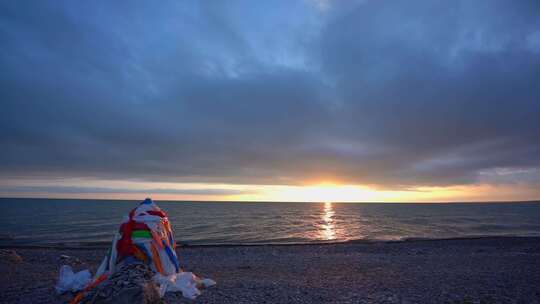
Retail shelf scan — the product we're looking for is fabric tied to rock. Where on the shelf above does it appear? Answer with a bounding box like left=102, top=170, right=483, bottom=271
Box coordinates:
left=66, top=198, right=214, bottom=303
left=95, top=198, right=181, bottom=277
left=90, top=198, right=214, bottom=301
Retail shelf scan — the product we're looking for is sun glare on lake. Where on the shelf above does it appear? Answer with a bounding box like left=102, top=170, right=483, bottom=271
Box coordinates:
left=320, top=202, right=336, bottom=240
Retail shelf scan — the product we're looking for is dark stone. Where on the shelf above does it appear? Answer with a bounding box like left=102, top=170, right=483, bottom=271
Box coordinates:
left=81, top=263, right=161, bottom=304
left=0, top=249, right=23, bottom=264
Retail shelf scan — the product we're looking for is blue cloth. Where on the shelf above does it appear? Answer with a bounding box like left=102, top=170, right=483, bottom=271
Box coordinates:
left=163, top=239, right=180, bottom=272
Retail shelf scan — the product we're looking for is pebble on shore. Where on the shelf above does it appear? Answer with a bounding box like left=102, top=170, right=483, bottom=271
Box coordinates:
left=0, top=249, right=23, bottom=264
left=80, top=263, right=161, bottom=304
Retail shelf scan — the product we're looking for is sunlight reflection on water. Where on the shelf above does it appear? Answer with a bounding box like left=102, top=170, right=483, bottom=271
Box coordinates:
left=321, top=202, right=336, bottom=240
left=2, top=199, right=540, bottom=246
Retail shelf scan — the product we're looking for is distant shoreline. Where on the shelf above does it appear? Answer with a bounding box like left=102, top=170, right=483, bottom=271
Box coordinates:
left=2, top=235, right=539, bottom=250
left=1, top=196, right=540, bottom=204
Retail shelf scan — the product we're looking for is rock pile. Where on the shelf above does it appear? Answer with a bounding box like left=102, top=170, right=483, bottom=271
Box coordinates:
left=81, top=263, right=161, bottom=304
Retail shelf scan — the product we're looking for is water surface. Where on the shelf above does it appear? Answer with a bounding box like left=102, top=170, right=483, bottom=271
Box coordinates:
left=1, top=198, right=539, bottom=246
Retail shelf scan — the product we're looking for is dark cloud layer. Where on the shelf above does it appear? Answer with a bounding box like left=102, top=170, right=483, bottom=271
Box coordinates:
left=1, top=0, right=539, bottom=189
left=0, top=186, right=251, bottom=196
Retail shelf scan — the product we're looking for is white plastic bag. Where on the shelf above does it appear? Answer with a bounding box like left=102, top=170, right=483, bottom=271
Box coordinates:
left=154, top=272, right=216, bottom=299
left=55, top=265, right=92, bottom=294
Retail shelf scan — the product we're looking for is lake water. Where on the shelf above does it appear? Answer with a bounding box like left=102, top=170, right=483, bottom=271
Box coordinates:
left=1, top=198, right=540, bottom=246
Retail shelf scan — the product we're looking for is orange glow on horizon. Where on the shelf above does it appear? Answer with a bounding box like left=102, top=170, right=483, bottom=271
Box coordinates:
left=230, top=183, right=540, bottom=203
left=1, top=177, right=539, bottom=202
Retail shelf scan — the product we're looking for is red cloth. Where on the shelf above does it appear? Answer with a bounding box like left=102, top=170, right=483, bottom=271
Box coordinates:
left=147, top=210, right=167, bottom=218
left=116, top=208, right=136, bottom=257
left=118, top=221, right=150, bottom=232
left=116, top=207, right=168, bottom=257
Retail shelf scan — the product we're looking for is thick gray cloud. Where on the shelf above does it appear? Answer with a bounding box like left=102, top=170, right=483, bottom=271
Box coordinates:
left=0, top=185, right=251, bottom=196
left=1, top=0, right=539, bottom=189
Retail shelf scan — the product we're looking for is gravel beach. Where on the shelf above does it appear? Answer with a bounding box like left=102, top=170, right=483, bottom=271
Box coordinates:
left=1, top=237, right=540, bottom=304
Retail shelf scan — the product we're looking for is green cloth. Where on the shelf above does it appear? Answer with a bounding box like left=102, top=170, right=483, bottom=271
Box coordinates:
left=131, top=230, right=151, bottom=238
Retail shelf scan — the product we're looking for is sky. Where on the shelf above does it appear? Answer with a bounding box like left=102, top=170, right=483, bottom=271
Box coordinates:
left=1, top=0, right=540, bottom=202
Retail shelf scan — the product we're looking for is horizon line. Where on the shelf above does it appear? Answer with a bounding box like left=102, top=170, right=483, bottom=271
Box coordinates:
left=1, top=196, right=539, bottom=205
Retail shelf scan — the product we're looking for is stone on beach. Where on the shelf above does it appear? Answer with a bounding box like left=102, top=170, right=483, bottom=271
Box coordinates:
left=81, top=263, right=161, bottom=304
left=0, top=249, right=23, bottom=264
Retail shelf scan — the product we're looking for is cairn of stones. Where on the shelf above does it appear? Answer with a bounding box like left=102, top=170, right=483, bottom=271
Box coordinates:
left=81, top=263, right=161, bottom=304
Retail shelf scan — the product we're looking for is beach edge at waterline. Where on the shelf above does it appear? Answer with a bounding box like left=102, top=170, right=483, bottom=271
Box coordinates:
left=2, top=236, right=540, bottom=303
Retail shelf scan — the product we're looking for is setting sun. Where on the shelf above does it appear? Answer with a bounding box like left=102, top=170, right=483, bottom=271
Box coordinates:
left=227, top=183, right=540, bottom=203
left=261, top=183, right=376, bottom=202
